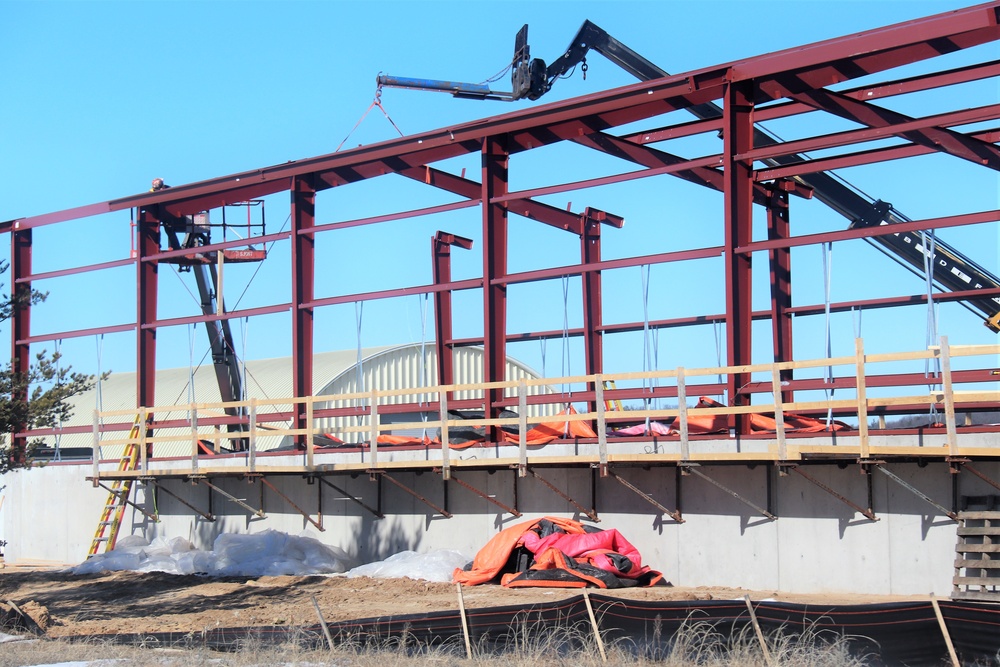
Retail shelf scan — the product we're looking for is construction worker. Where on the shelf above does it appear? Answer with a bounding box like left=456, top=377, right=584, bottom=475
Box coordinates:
left=150, top=177, right=169, bottom=192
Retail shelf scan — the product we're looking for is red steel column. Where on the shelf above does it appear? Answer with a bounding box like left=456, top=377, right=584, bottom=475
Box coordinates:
left=432, top=232, right=473, bottom=396
left=767, top=184, right=794, bottom=404
left=291, top=176, right=316, bottom=447
left=9, top=227, right=31, bottom=465
left=136, top=206, right=160, bottom=411
left=482, top=136, right=509, bottom=441
left=581, top=214, right=603, bottom=419
left=723, top=81, right=755, bottom=432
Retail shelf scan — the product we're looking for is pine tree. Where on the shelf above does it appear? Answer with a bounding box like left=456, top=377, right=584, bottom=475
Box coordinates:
left=0, top=261, right=100, bottom=473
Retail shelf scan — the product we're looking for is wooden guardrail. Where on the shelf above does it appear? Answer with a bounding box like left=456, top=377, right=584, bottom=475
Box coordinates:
left=90, top=337, right=999, bottom=479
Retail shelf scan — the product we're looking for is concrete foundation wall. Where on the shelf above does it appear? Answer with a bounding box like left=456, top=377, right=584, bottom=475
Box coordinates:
left=4, top=453, right=1000, bottom=596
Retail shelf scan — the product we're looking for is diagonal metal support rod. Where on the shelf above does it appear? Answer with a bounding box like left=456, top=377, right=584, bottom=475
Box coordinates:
left=787, top=465, right=877, bottom=521
left=318, top=477, right=383, bottom=518
left=449, top=474, right=521, bottom=517
left=681, top=464, right=777, bottom=521
left=875, top=465, right=958, bottom=521
left=150, top=480, right=215, bottom=521
left=379, top=471, right=452, bottom=518
left=259, top=477, right=324, bottom=531
left=97, top=482, right=159, bottom=522
left=960, top=463, right=1000, bottom=494
left=609, top=471, right=683, bottom=523
left=530, top=468, right=600, bottom=522
left=197, top=478, right=265, bottom=518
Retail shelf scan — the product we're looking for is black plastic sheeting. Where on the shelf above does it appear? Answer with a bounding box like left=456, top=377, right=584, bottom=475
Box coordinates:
left=77, top=595, right=1000, bottom=665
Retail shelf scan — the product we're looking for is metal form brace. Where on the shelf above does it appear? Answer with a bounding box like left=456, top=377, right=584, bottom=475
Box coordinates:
left=530, top=468, right=600, bottom=522
left=874, top=464, right=958, bottom=521
left=317, top=476, right=383, bottom=518
left=785, top=465, right=877, bottom=521
left=609, top=470, right=683, bottom=523
left=681, top=464, right=777, bottom=521
left=197, top=478, right=265, bottom=518
left=150, top=480, right=215, bottom=521
left=378, top=471, right=452, bottom=518
left=958, top=462, right=1000, bottom=495
left=259, top=477, right=324, bottom=531
left=97, top=482, right=159, bottom=522
left=448, top=473, right=521, bottom=518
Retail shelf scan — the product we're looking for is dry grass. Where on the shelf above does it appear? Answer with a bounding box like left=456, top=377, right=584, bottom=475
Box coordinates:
left=0, top=619, right=873, bottom=667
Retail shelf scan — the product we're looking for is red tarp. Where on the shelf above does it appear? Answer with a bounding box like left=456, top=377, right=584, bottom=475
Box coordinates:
left=454, top=516, right=662, bottom=589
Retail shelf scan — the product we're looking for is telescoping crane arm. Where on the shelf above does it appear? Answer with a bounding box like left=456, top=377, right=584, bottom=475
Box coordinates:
left=381, top=21, right=1000, bottom=332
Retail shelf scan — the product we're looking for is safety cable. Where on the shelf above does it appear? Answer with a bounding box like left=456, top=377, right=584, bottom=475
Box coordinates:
left=355, top=302, right=366, bottom=430
left=560, top=276, right=572, bottom=435
left=641, top=265, right=653, bottom=434
left=922, top=231, right=941, bottom=424
left=822, top=242, right=834, bottom=428
left=419, top=293, right=429, bottom=443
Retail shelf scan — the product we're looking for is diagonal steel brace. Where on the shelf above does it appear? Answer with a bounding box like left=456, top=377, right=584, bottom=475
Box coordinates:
left=609, top=471, right=683, bottom=523
left=874, top=465, right=957, bottom=521
left=197, top=478, right=265, bottom=518
left=785, top=465, right=877, bottom=521
left=318, top=477, right=383, bottom=519
left=449, top=473, right=521, bottom=518
left=97, top=481, right=159, bottom=522
left=681, top=464, right=777, bottom=521
left=259, top=477, right=324, bottom=531
left=150, top=480, right=215, bottom=521
left=378, top=471, right=452, bottom=518
left=530, top=468, right=600, bottom=522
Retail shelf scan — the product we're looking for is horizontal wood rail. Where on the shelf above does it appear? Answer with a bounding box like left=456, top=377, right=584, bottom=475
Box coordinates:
left=83, top=338, right=999, bottom=480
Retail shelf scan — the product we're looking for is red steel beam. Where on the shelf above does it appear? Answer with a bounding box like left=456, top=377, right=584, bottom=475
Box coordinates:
left=8, top=227, right=32, bottom=465
left=731, top=3, right=1000, bottom=88
left=136, top=206, right=160, bottom=410
left=755, top=128, right=1000, bottom=182
left=736, top=209, right=1000, bottom=254
left=723, top=82, right=755, bottom=431
left=766, top=86, right=1000, bottom=171
left=482, top=136, right=509, bottom=441
left=767, top=185, right=794, bottom=403
left=740, top=104, right=1000, bottom=165
left=433, top=232, right=474, bottom=393
left=581, top=210, right=603, bottom=382
left=291, top=176, right=316, bottom=447
left=625, top=59, right=1000, bottom=146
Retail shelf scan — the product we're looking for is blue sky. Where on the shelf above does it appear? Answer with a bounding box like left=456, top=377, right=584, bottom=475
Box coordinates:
left=1, top=0, right=997, bottom=394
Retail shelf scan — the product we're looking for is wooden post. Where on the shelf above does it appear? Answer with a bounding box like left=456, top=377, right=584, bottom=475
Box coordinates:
left=311, top=595, right=335, bottom=651
left=91, top=409, right=100, bottom=486
left=518, top=379, right=528, bottom=476
left=582, top=589, right=608, bottom=663
left=440, top=391, right=450, bottom=480
left=677, top=368, right=689, bottom=461
left=771, top=364, right=787, bottom=461
left=306, top=397, right=315, bottom=469
left=931, top=598, right=959, bottom=667
left=370, top=388, right=379, bottom=468
left=249, top=398, right=257, bottom=473
left=744, top=595, right=775, bottom=667
left=595, top=375, right=607, bottom=473
left=854, top=338, right=870, bottom=459
left=138, top=407, right=148, bottom=474
left=190, top=404, right=199, bottom=474
left=939, top=337, right=958, bottom=458
left=456, top=583, right=472, bottom=659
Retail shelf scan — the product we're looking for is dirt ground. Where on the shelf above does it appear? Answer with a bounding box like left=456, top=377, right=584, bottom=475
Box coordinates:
left=0, top=564, right=925, bottom=640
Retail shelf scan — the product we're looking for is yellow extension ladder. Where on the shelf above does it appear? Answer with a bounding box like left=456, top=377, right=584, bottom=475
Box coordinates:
left=602, top=380, right=624, bottom=412
left=87, top=418, right=143, bottom=557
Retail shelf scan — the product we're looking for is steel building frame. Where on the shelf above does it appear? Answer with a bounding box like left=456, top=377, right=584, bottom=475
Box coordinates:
left=5, top=3, right=1000, bottom=460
